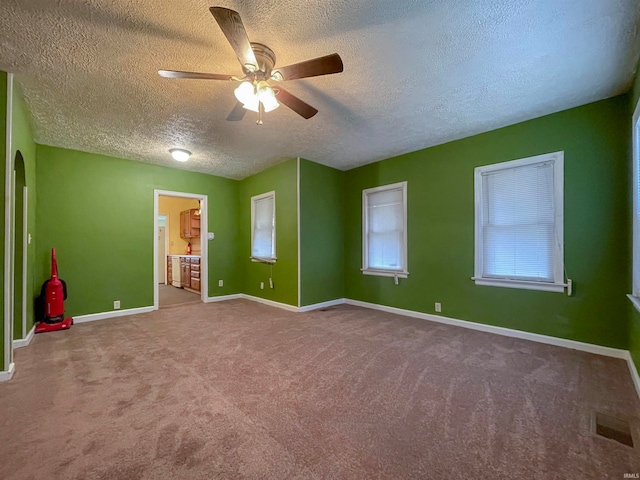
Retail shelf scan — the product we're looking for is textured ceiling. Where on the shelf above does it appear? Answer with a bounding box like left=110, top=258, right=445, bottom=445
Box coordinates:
left=1, top=0, right=639, bottom=179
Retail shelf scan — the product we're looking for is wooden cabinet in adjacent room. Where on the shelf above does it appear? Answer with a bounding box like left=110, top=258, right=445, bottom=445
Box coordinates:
left=180, top=257, right=190, bottom=288
left=190, top=257, right=201, bottom=292
left=180, top=209, right=201, bottom=239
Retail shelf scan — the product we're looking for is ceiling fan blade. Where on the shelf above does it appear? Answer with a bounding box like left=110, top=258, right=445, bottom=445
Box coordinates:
left=209, top=7, right=258, bottom=71
left=158, top=70, right=234, bottom=81
left=227, top=101, right=247, bottom=121
left=275, top=87, right=318, bottom=119
left=272, top=53, right=343, bottom=81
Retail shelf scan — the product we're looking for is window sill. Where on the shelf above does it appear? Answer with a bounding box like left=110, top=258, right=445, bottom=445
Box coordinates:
left=628, top=294, right=640, bottom=314
left=472, top=277, right=566, bottom=293
left=362, top=269, right=408, bottom=278
left=250, top=257, right=277, bottom=264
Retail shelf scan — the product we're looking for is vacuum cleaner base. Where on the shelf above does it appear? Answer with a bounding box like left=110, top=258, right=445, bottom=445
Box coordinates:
left=35, top=317, right=73, bottom=334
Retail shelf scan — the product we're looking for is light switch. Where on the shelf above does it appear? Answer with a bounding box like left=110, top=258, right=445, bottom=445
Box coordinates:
left=208, top=232, right=215, bottom=240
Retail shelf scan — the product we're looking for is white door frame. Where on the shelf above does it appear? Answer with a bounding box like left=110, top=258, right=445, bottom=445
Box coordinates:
left=21, top=186, right=27, bottom=339
left=157, top=215, right=170, bottom=285
left=153, top=190, right=208, bottom=309
left=3, top=74, right=13, bottom=374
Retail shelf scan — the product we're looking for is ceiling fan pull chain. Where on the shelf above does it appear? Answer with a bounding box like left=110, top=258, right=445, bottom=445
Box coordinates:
left=257, top=102, right=264, bottom=126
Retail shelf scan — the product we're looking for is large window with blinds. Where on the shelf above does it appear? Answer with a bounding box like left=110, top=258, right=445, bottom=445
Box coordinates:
left=474, top=152, right=564, bottom=292
left=251, top=191, right=276, bottom=262
left=362, top=181, right=408, bottom=278
left=632, top=100, right=640, bottom=302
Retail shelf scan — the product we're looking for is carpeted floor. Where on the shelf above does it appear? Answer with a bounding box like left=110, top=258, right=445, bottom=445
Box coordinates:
left=0, top=300, right=638, bottom=479
left=158, top=284, right=200, bottom=307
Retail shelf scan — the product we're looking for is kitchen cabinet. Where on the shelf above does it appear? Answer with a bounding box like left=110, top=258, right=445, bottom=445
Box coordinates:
left=168, top=255, right=201, bottom=293
left=180, top=209, right=201, bottom=239
left=190, top=257, right=200, bottom=292
left=180, top=257, right=191, bottom=288
left=166, top=257, right=172, bottom=285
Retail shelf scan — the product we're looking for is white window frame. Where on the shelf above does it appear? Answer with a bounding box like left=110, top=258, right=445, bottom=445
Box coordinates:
left=630, top=98, right=640, bottom=312
left=250, top=191, right=276, bottom=263
left=362, top=181, right=408, bottom=278
left=473, top=151, right=565, bottom=292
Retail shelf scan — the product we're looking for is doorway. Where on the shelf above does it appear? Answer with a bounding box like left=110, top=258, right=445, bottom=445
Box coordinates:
left=13, top=151, right=27, bottom=344
left=153, top=190, right=208, bottom=309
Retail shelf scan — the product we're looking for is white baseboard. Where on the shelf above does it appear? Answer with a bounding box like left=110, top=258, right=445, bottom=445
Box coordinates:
left=240, top=294, right=299, bottom=312
left=13, top=325, right=35, bottom=349
left=74, top=306, right=155, bottom=324
left=625, top=352, right=640, bottom=400
left=345, top=299, right=639, bottom=399
left=298, top=298, right=346, bottom=312
left=206, top=294, right=242, bottom=303
left=344, top=299, right=629, bottom=359
left=0, top=362, right=15, bottom=382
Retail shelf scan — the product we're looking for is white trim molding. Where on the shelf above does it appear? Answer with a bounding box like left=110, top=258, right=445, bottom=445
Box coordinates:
left=626, top=351, right=640, bottom=400
left=298, top=298, right=346, bottom=312
left=153, top=189, right=208, bottom=310
left=474, top=151, right=565, bottom=293
left=240, top=294, right=298, bottom=312
left=0, top=362, right=15, bottom=382
left=362, top=181, right=408, bottom=278
left=13, top=324, right=35, bottom=349
left=206, top=294, right=242, bottom=303
left=344, top=299, right=627, bottom=358
left=4, top=73, right=13, bottom=373
left=74, top=306, right=155, bottom=324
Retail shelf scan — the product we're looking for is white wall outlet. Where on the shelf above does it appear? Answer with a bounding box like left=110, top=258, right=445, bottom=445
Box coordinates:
left=208, top=232, right=215, bottom=240
left=218, top=280, right=223, bottom=287
left=269, top=278, right=273, bottom=289
left=435, top=302, right=441, bottom=313
left=260, top=282, right=264, bottom=290
left=114, top=300, right=121, bottom=310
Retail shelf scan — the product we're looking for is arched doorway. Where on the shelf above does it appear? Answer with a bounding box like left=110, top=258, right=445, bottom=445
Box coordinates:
left=13, top=151, right=27, bottom=341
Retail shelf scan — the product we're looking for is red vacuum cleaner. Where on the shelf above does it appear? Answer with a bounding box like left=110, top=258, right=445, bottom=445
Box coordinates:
left=35, top=248, right=73, bottom=334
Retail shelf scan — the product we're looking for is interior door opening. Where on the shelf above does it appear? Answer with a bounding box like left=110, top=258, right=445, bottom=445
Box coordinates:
left=154, top=191, right=208, bottom=309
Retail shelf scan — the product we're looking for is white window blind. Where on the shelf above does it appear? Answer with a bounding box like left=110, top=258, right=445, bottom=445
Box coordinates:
left=251, top=192, right=275, bottom=261
left=633, top=107, right=640, bottom=297
left=482, top=162, right=554, bottom=281
left=474, top=152, right=564, bottom=292
left=363, top=182, right=407, bottom=276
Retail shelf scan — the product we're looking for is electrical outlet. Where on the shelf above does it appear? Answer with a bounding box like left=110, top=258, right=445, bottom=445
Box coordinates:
left=218, top=280, right=223, bottom=287
left=435, top=302, right=441, bottom=313
left=269, top=278, right=273, bottom=289
left=114, top=300, right=120, bottom=310
left=260, top=282, right=264, bottom=290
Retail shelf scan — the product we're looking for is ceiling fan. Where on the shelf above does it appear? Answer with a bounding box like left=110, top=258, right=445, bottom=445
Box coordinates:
left=158, top=7, right=344, bottom=125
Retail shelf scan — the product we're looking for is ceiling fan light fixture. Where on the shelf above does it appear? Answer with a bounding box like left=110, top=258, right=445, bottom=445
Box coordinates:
left=234, top=81, right=255, bottom=105
left=169, top=148, right=191, bottom=162
left=242, top=95, right=260, bottom=112
left=262, top=95, right=279, bottom=112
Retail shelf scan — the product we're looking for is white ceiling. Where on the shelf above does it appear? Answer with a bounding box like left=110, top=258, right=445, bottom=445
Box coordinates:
left=1, top=0, right=639, bottom=179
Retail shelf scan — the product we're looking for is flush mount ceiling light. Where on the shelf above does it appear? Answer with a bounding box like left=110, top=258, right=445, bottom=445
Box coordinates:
left=158, top=6, right=343, bottom=125
left=169, top=148, right=191, bottom=162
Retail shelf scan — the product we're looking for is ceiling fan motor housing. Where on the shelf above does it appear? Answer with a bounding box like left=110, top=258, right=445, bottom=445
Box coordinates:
left=248, top=43, right=276, bottom=78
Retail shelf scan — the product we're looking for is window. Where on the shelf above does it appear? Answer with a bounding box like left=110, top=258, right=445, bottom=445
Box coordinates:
left=474, top=152, right=564, bottom=292
left=632, top=99, right=640, bottom=307
left=362, top=181, right=408, bottom=277
left=251, top=191, right=276, bottom=262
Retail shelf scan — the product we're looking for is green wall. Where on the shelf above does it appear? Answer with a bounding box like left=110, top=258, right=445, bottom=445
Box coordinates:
left=239, top=159, right=298, bottom=306
left=11, top=85, right=37, bottom=338
left=299, top=159, right=345, bottom=306
left=35, top=145, right=241, bottom=316
left=344, top=95, right=630, bottom=349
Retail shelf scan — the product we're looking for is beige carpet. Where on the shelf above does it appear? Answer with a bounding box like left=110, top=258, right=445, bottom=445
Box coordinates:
left=0, top=300, right=638, bottom=479
left=158, top=284, right=200, bottom=307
